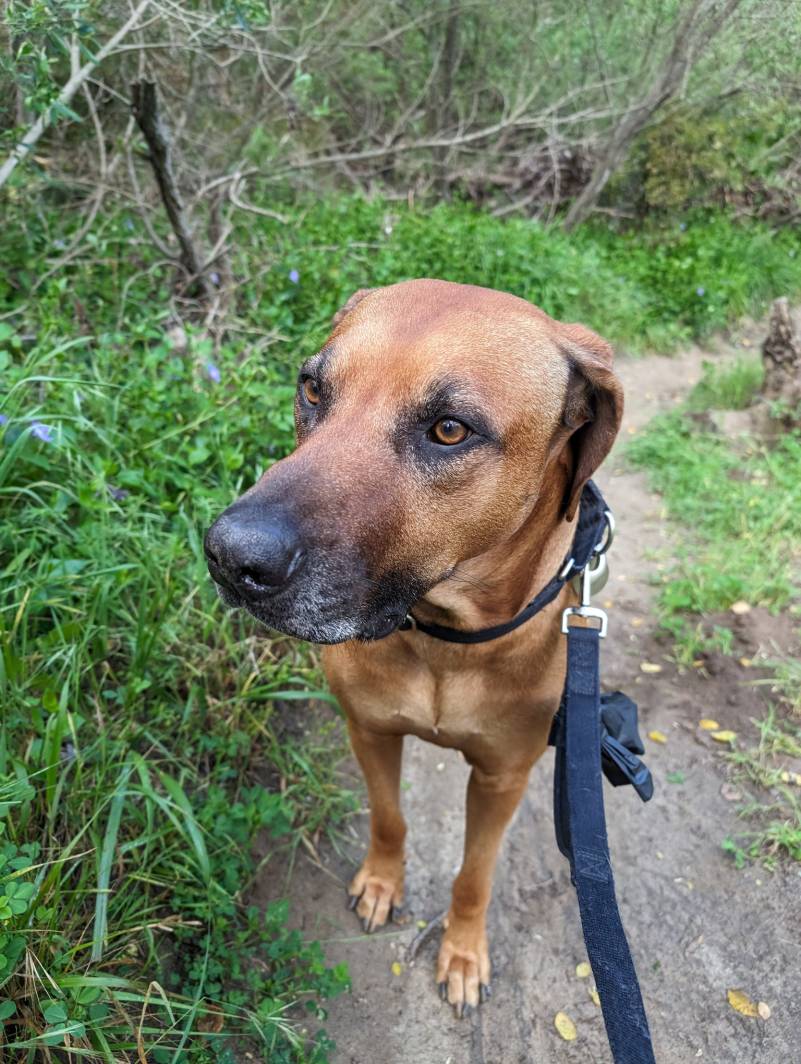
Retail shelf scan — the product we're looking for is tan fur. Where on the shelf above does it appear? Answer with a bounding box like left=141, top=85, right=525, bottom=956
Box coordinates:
left=267, top=280, right=623, bottom=1012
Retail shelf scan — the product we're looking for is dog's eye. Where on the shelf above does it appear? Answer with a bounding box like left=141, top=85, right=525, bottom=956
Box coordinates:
left=302, top=378, right=321, bottom=405
left=429, top=418, right=471, bottom=446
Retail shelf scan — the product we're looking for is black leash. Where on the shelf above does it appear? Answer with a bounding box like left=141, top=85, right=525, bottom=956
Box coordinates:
left=402, top=482, right=656, bottom=1063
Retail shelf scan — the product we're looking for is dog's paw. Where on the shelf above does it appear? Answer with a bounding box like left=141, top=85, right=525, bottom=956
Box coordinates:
left=347, top=863, right=404, bottom=933
left=436, top=916, right=491, bottom=1018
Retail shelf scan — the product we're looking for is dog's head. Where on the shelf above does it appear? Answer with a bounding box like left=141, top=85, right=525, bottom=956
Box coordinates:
left=204, top=280, right=623, bottom=642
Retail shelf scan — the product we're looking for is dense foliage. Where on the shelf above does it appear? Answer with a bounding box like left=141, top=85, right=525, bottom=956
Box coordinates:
left=1, top=1, right=800, bottom=221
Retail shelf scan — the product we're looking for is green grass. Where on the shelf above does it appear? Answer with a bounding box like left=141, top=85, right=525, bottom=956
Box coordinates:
left=723, top=708, right=801, bottom=869
left=0, top=328, right=354, bottom=1060
left=628, top=358, right=801, bottom=867
left=686, top=357, right=765, bottom=412
left=628, top=363, right=801, bottom=626
left=4, top=194, right=801, bottom=1057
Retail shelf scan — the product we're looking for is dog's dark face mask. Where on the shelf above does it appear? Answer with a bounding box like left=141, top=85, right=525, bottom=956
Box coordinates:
left=204, top=280, right=622, bottom=644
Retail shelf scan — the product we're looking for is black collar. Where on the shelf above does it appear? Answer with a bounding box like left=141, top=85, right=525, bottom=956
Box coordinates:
left=399, top=481, right=611, bottom=644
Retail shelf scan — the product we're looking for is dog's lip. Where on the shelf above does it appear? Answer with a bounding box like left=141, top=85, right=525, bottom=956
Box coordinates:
left=210, top=572, right=245, bottom=607
left=225, top=592, right=410, bottom=645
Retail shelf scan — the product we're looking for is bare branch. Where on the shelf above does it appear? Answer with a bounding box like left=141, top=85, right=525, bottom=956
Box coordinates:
left=131, top=79, right=213, bottom=303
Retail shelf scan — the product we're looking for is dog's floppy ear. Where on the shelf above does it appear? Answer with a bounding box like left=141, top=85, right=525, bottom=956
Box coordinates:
left=558, top=322, right=624, bottom=521
left=331, top=288, right=376, bottom=329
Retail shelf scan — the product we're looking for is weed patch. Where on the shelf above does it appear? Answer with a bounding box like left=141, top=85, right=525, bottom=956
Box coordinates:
left=628, top=357, right=801, bottom=867
left=0, top=328, right=354, bottom=1060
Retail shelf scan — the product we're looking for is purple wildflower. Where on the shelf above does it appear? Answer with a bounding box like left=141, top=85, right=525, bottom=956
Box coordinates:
left=0, top=414, right=8, bottom=426
left=210, top=271, right=221, bottom=286
left=288, top=268, right=300, bottom=284
left=108, top=485, right=130, bottom=502
left=30, top=421, right=53, bottom=443
left=696, top=286, right=705, bottom=297
left=679, top=222, right=687, bottom=232
left=206, top=362, right=221, bottom=384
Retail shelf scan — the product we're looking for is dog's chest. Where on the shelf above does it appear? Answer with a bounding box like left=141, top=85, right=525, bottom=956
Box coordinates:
left=355, top=659, right=523, bottom=746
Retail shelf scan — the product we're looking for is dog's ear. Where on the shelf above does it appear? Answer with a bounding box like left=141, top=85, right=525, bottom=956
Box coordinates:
left=331, top=288, right=375, bottom=329
left=558, top=323, right=624, bottom=521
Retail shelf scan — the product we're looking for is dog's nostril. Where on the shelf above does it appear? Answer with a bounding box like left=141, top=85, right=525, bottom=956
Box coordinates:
left=238, top=566, right=267, bottom=588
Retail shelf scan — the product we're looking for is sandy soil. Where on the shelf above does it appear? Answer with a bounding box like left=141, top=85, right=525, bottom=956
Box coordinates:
left=252, top=325, right=801, bottom=1064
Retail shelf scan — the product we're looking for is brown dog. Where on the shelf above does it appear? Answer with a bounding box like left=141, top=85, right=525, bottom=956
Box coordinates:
left=205, top=279, right=623, bottom=1016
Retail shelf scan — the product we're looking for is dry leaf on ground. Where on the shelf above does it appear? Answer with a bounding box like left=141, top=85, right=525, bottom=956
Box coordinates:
left=640, top=662, right=662, bottom=674
left=554, top=1012, right=577, bottom=1041
left=648, top=730, right=668, bottom=744
left=699, top=719, right=720, bottom=731
left=727, top=989, right=759, bottom=1017
left=711, top=730, right=737, bottom=743
left=575, top=962, right=591, bottom=979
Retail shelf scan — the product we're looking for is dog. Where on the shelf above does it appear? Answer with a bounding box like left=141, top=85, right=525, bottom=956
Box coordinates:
left=204, top=279, right=623, bottom=1016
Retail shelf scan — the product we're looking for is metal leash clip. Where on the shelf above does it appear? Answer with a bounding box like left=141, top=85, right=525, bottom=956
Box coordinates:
left=561, top=518, right=611, bottom=638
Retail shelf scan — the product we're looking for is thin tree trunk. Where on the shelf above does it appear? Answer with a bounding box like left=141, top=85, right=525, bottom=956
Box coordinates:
left=131, top=80, right=214, bottom=303
left=431, top=3, right=461, bottom=199
left=563, top=0, right=742, bottom=231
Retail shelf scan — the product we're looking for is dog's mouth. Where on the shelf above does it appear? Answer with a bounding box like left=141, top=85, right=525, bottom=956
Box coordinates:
left=209, top=571, right=417, bottom=645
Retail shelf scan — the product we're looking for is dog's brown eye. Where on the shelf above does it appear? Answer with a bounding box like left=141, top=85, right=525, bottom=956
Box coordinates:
left=302, top=378, right=320, bottom=405
left=430, top=418, right=470, bottom=445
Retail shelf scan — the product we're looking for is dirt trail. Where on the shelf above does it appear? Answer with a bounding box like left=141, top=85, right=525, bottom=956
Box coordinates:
left=253, top=327, right=801, bottom=1064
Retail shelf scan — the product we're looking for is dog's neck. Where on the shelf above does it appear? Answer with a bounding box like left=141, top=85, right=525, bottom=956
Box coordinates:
left=414, top=471, right=576, bottom=633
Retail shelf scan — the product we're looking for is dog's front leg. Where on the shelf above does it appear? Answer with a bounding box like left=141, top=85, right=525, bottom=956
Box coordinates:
left=346, top=722, right=406, bottom=931
left=438, top=762, right=532, bottom=1016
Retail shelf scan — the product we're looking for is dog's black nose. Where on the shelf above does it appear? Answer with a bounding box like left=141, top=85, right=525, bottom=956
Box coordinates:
left=204, top=504, right=303, bottom=594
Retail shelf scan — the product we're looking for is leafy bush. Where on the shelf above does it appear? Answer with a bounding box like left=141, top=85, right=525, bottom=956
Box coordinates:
left=629, top=101, right=801, bottom=216
left=224, top=196, right=801, bottom=355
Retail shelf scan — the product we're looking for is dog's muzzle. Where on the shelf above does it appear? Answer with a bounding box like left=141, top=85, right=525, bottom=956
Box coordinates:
left=204, top=501, right=418, bottom=644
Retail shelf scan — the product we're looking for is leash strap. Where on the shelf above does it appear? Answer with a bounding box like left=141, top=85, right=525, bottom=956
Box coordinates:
left=554, top=623, right=656, bottom=1064
left=399, top=479, right=656, bottom=1061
